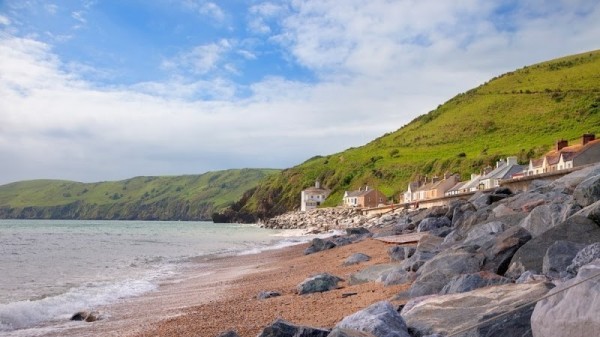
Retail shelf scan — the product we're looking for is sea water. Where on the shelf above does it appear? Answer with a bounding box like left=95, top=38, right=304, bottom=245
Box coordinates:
left=0, top=219, right=307, bottom=334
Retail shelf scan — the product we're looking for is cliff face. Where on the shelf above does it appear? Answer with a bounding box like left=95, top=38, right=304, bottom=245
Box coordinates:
left=0, top=169, right=279, bottom=221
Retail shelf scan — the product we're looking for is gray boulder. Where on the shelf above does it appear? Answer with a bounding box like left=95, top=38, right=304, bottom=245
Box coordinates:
left=549, top=163, right=600, bottom=191
left=407, top=248, right=485, bottom=297
left=417, top=216, right=451, bottom=233
left=542, top=240, right=586, bottom=278
left=515, top=270, right=552, bottom=284
left=416, top=234, right=444, bottom=254
left=71, top=310, right=100, bottom=322
left=463, top=221, right=506, bottom=246
left=519, top=200, right=578, bottom=238
left=257, top=319, right=330, bottom=337
left=478, top=226, right=532, bottom=275
left=379, top=269, right=417, bottom=287
left=328, top=328, right=377, bottom=337
left=335, top=301, right=411, bottom=337
left=572, top=199, right=600, bottom=224
left=398, top=250, right=437, bottom=272
left=507, top=215, right=600, bottom=275
left=258, top=291, right=281, bottom=300
left=402, top=282, right=553, bottom=337
left=343, top=253, right=371, bottom=266
left=346, top=227, right=371, bottom=235
left=217, top=331, right=241, bottom=337
left=304, top=238, right=336, bottom=255
left=387, top=246, right=415, bottom=262
left=297, top=273, right=343, bottom=294
left=531, top=260, right=600, bottom=337
left=573, top=174, right=600, bottom=207
left=349, top=264, right=402, bottom=285
left=566, top=242, right=600, bottom=275
left=450, top=201, right=477, bottom=227
left=440, top=271, right=511, bottom=295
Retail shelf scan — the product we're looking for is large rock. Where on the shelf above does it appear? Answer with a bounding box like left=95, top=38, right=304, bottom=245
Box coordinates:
left=440, top=271, right=511, bottom=295
left=304, top=238, right=336, bottom=255
left=415, top=234, right=444, bottom=254
left=343, top=253, right=371, bottom=266
left=328, top=328, right=377, bottom=337
left=573, top=174, right=600, bottom=207
left=349, top=264, right=401, bottom=285
left=402, top=282, right=553, bottom=337
left=335, top=301, right=411, bottom=337
left=417, top=217, right=451, bottom=233
left=387, top=246, right=415, bottom=262
left=463, top=220, right=506, bottom=246
left=519, top=201, right=578, bottom=238
left=398, top=250, right=437, bottom=272
left=531, top=260, right=600, bottom=337
left=297, top=273, right=343, bottom=294
left=216, top=331, right=241, bottom=337
left=407, top=248, right=485, bottom=297
left=507, top=215, right=600, bottom=276
left=379, top=269, right=417, bottom=287
left=566, top=242, right=600, bottom=275
left=572, top=199, right=600, bottom=224
left=257, top=319, right=330, bottom=337
left=478, top=226, right=532, bottom=275
left=542, top=240, right=585, bottom=278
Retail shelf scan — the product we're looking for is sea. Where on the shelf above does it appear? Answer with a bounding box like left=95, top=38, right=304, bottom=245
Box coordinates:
left=0, top=219, right=315, bottom=336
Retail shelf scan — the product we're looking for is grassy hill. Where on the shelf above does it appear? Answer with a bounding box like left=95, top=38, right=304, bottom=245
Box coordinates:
left=216, top=50, right=600, bottom=221
left=0, top=169, right=279, bottom=220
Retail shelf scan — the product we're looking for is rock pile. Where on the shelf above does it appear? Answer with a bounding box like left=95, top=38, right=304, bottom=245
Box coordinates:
left=221, top=164, right=600, bottom=337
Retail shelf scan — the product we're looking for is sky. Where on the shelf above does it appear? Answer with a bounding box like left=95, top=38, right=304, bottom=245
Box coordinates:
left=0, top=0, right=599, bottom=185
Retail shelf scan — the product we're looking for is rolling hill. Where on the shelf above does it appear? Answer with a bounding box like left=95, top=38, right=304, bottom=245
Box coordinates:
left=215, top=50, right=600, bottom=222
left=0, top=169, right=279, bottom=220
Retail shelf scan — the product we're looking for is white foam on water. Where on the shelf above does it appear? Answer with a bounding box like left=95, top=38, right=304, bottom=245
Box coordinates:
left=0, top=271, right=167, bottom=332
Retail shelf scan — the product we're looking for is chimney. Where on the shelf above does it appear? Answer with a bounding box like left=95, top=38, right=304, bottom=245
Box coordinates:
left=315, top=181, right=320, bottom=189
left=507, top=156, right=518, bottom=165
left=582, top=133, right=596, bottom=145
left=432, top=176, right=440, bottom=183
left=556, top=139, right=568, bottom=151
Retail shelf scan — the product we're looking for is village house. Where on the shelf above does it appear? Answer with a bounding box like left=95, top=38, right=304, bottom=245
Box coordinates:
left=404, top=173, right=460, bottom=203
left=343, top=186, right=386, bottom=208
left=445, top=173, right=482, bottom=196
left=526, top=134, right=600, bottom=176
left=300, top=181, right=331, bottom=211
left=479, top=157, right=524, bottom=190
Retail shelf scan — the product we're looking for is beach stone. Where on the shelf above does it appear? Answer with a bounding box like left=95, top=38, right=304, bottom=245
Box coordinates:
left=257, top=291, right=281, bottom=300
left=478, top=226, right=532, bottom=275
left=398, top=250, right=437, bottom=272
left=550, top=163, right=600, bottom=191
left=401, top=282, right=553, bottom=337
left=515, top=270, right=551, bottom=284
left=454, top=208, right=493, bottom=238
left=542, top=240, right=586, bottom=278
left=335, top=301, right=411, bottom=337
left=349, top=264, right=402, bottom=285
left=379, top=269, right=417, bottom=287
left=451, top=202, right=476, bottom=227
left=507, top=215, right=600, bottom=275
left=71, top=311, right=89, bottom=321
left=531, top=260, right=600, bottom=337
left=463, top=220, right=506, bottom=246
left=346, top=227, right=371, bottom=235
left=424, top=206, right=449, bottom=218
left=490, top=204, right=517, bottom=218
left=417, top=217, right=451, bottom=233
left=85, top=311, right=100, bottom=322
left=387, top=246, right=415, bottom=262
left=328, top=328, right=377, bottom=337
left=407, top=248, right=485, bottom=297
left=416, top=234, right=444, bottom=254
left=469, top=191, right=493, bottom=210
left=258, top=319, right=330, bottom=337
left=566, top=242, right=600, bottom=275
left=217, top=330, right=241, bottom=337
left=304, top=238, right=336, bottom=255
left=572, top=199, right=600, bottom=224
left=297, top=273, right=343, bottom=294
left=440, top=271, right=511, bottom=295
left=573, top=174, right=600, bottom=207
left=343, top=253, right=371, bottom=266
left=519, top=201, right=577, bottom=238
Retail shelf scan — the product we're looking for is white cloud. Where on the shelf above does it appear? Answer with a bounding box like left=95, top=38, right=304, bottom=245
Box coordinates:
left=0, top=15, right=11, bottom=26
left=199, top=2, right=226, bottom=22
left=162, top=39, right=232, bottom=75
left=71, top=11, right=86, bottom=24
left=45, top=4, right=58, bottom=15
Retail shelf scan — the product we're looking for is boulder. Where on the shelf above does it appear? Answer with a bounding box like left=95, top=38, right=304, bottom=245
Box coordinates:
left=542, top=240, right=586, bottom=278
left=343, top=253, right=371, bottom=266
left=573, top=174, right=600, bottom=207
left=549, top=163, right=600, bottom=191
left=387, top=246, right=415, bottom=262
left=257, top=319, right=330, bottom=337
left=490, top=204, right=517, bottom=218
left=478, top=226, right=532, bottom=275
left=415, top=234, right=444, bottom=254
left=349, top=264, right=403, bottom=285
left=407, top=248, right=485, bottom=297
left=297, top=273, right=343, bottom=295
left=417, top=216, right=451, bottom=233
left=566, top=242, right=600, bottom=275
left=398, top=250, right=437, bottom=272
left=71, top=310, right=100, bottom=322
left=531, top=260, right=600, bottom=337
left=519, top=201, right=578, bottom=238
left=328, top=328, right=377, bottom=337
left=453, top=208, right=493, bottom=238
left=335, top=301, right=411, bottom=337
left=257, top=291, right=281, bottom=300
left=463, top=221, right=506, bottom=247
left=469, top=191, right=493, bottom=210
left=572, top=199, right=600, bottom=224
left=304, top=238, right=336, bottom=255
left=402, top=282, right=553, bottom=337
left=515, top=271, right=552, bottom=284
left=507, top=215, right=600, bottom=275
left=450, top=201, right=476, bottom=227
left=346, top=227, right=371, bottom=235
left=440, top=271, right=511, bottom=295
left=217, top=331, right=241, bottom=337
left=379, top=269, right=417, bottom=287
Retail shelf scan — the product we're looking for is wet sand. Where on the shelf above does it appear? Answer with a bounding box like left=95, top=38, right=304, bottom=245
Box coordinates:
left=54, top=238, right=408, bottom=337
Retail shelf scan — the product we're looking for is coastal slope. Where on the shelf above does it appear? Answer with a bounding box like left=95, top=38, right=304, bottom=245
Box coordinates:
left=217, top=50, right=600, bottom=222
left=0, top=168, right=279, bottom=220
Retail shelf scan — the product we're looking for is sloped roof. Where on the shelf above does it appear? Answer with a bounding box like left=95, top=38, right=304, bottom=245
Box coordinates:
left=446, top=181, right=467, bottom=193
left=481, top=162, right=525, bottom=181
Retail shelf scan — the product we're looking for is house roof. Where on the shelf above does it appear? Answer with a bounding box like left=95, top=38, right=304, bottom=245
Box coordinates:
left=345, top=188, right=379, bottom=198
left=481, top=161, right=525, bottom=181
left=303, top=186, right=330, bottom=193
left=446, top=181, right=467, bottom=193
left=536, top=138, right=600, bottom=166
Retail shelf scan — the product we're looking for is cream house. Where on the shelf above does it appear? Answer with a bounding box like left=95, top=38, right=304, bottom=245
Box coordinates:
left=343, top=186, right=386, bottom=208
left=300, top=181, right=330, bottom=211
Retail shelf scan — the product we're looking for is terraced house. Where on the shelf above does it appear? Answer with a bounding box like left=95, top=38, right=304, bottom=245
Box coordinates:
left=526, top=134, right=600, bottom=175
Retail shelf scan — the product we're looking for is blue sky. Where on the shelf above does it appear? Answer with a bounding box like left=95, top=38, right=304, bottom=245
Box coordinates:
left=0, top=0, right=599, bottom=184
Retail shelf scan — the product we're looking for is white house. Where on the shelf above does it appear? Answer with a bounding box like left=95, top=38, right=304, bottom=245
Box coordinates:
left=479, top=157, right=524, bottom=190
left=300, top=181, right=331, bottom=211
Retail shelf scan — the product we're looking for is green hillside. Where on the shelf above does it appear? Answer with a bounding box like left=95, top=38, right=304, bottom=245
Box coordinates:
left=0, top=169, right=279, bottom=220
left=216, top=50, right=600, bottom=222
